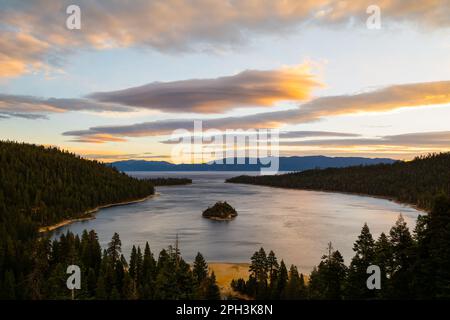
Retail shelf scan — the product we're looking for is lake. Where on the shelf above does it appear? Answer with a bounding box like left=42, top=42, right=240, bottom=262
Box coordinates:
left=52, top=171, right=422, bottom=272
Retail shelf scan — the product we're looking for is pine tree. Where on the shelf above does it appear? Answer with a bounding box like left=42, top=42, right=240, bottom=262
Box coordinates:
left=373, top=232, right=393, bottom=298
left=427, top=195, right=450, bottom=298
left=249, top=247, right=269, bottom=298
left=345, top=223, right=376, bottom=299
left=107, top=233, right=122, bottom=263
left=388, top=215, right=414, bottom=298
left=141, top=242, right=156, bottom=299
left=309, top=243, right=347, bottom=299
left=276, top=260, right=288, bottom=299
left=205, top=271, right=221, bottom=300
left=95, top=275, right=107, bottom=300
left=193, top=252, right=208, bottom=285
left=267, top=250, right=279, bottom=298
left=411, top=195, right=450, bottom=298
left=285, top=265, right=303, bottom=299
left=129, top=245, right=138, bottom=281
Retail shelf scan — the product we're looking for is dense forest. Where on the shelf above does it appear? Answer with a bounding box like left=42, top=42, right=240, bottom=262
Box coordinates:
left=0, top=141, right=155, bottom=299
left=227, top=153, right=450, bottom=211
left=1, top=141, right=449, bottom=299
left=0, top=141, right=155, bottom=227
left=231, top=194, right=450, bottom=299
left=2, top=231, right=220, bottom=300
left=144, top=178, right=192, bottom=186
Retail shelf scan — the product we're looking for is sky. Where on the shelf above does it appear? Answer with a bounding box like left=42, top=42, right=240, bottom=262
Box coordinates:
left=0, top=0, right=449, bottom=163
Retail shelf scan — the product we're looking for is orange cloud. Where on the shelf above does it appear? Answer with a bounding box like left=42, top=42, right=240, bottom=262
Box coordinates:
left=63, top=80, right=450, bottom=142
left=88, top=64, right=322, bottom=113
left=69, top=134, right=128, bottom=144
left=1, top=0, right=449, bottom=77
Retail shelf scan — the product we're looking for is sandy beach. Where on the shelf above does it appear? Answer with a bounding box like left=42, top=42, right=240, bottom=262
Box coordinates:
left=38, top=194, right=155, bottom=233
left=208, top=262, right=251, bottom=298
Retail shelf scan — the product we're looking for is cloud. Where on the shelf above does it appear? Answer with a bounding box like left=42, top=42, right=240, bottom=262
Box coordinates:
left=287, top=80, right=450, bottom=122
left=69, top=134, right=128, bottom=144
left=0, top=31, right=50, bottom=77
left=63, top=80, right=450, bottom=142
left=0, top=93, right=135, bottom=118
left=0, top=112, right=49, bottom=120
left=1, top=0, right=449, bottom=77
left=279, top=131, right=450, bottom=148
left=88, top=65, right=321, bottom=113
left=159, top=130, right=360, bottom=144
left=0, top=64, right=319, bottom=117
left=279, top=130, right=360, bottom=139
left=81, top=152, right=169, bottom=161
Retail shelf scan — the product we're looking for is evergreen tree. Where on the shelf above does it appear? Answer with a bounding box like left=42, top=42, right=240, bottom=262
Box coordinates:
left=308, top=243, right=347, bottom=299
left=193, top=252, right=208, bottom=285
left=285, top=265, right=306, bottom=299
left=388, top=215, right=414, bottom=298
left=249, top=247, right=269, bottom=298
left=107, top=233, right=122, bottom=263
left=204, top=271, right=221, bottom=300
left=373, top=232, right=393, bottom=298
left=276, top=260, right=288, bottom=299
left=141, top=242, right=156, bottom=299
left=411, top=195, right=450, bottom=298
left=345, top=223, right=376, bottom=299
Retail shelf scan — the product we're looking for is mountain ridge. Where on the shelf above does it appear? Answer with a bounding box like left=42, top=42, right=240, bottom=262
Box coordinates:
left=110, top=155, right=396, bottom=172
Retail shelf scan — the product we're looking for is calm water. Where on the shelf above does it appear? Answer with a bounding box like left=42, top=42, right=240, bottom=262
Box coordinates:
left=53, top=172, right=422, bottom=272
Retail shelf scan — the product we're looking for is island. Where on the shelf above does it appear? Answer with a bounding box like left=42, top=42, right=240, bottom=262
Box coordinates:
left=202, top=201, right=238, bottom=220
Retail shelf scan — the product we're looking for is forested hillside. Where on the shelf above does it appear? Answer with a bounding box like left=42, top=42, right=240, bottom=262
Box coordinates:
left=227, top=153, right=450, bottom=211
left=0, top=141, right=154, bottom=298
left=0, top=141, right=155, bottom=227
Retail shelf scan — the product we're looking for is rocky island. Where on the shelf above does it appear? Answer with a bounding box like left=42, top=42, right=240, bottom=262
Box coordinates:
left=202, top=201, right=238, bottom=221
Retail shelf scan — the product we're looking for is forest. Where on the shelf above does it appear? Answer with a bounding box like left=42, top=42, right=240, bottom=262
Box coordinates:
left=227, top=153, right=450, bottom=211
left=2, top=230, right=220, bottom=300
left=0, top=141, right=155, bottom=299
left=1, top=141, right=449, bottom=299
left=232, top=194, right=450, bottom=299
left=0, top=141, right=155, bottom=227
left=144, top=178, right=192, bottom=186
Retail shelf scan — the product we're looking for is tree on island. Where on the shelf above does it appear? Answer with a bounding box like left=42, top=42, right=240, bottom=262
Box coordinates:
left=202, top=201, right=238, bottom=220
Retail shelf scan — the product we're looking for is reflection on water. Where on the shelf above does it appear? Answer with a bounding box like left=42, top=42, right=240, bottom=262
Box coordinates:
left=53, top=171, right=421, bottom=272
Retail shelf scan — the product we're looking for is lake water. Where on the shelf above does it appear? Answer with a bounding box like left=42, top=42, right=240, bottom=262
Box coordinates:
left=53, top=171, right=422, bottom=272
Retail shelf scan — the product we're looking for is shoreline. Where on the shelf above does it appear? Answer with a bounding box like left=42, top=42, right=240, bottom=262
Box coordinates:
left=208, top=262, right=251, bottom=299
left=38, top=194, right=156, bottom=233
left=227, top=181, right=427, bottom=213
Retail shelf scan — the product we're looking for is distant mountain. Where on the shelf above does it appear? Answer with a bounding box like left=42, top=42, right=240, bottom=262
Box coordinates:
left=110, top=156, right=396, bottom=172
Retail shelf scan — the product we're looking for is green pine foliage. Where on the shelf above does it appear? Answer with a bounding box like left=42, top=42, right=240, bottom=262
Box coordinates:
left=13, top=231, right=220, bottom=300
left=227, top=152, right=450, bottom=211
left=232, top=195, right=450, bottom=299
left=0, top=140, right=155, bottom=227
left=143, top=178, right=192, bottom=186
left=0, top=141, right=153, bottom=299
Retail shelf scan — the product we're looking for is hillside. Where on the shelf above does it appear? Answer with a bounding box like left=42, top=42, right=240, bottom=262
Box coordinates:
left=227, top=153, right=450, bottom=211
left=111, top=156, right=395, bottom=172
left=0, top=141, right=155, bottom=227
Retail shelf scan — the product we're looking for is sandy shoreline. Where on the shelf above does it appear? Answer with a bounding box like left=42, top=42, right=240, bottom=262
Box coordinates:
left=38, top=194, right=156, bottom=233
left=208, top=262, right=251, bottom=298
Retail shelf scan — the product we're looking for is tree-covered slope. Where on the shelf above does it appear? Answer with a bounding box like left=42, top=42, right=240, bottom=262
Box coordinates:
left=0, top=140, right=154, bottom=227
left=227, top=153, right=450, bottom=211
